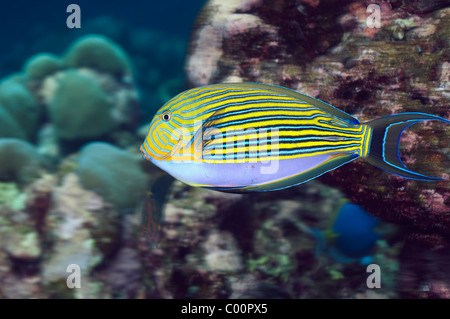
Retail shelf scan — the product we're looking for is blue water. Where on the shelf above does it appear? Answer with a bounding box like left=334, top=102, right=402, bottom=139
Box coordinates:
left=0, top=0, right=205, bottom=63
left=0, top=0, right=206, bottom=120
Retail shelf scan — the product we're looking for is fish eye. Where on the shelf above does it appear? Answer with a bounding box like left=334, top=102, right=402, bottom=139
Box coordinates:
left=161, top=111, right=172, bottom=122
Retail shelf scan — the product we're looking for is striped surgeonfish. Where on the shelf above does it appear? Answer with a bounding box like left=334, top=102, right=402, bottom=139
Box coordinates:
left=140, top=82, right=449, bottom=192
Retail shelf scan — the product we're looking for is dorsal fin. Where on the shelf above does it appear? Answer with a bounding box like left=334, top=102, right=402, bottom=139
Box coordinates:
left=206, top=82, right=360, bottom=126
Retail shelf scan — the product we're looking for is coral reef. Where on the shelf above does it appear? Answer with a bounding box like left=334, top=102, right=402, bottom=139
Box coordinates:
left=0, top=172, right=133, bottom=298
left=25, top=35, right=141, bottom=145
left=186, top=1, right=450, bottom=248
left=103, top=246, right=142, bottom=298
left=48, top=70, right=114, bottom=140
left=203, top=230, right=243, bottom=273
left=398, top=238, right=450, bottom=298
left=0, top=34, right=147, bottom=299
left=41, top=173, right=121, bottom=297
left=136, top=179, right=400, bottom=298
left=0, top=106, right=27, bottom=140
left=0, top=1, right=447, bottom=299
left=24, top=53, right=63, bottom=80
left=76, top=142, right=149, bottom=210
left=64, top=35, right=132, bottom=78
left=0, top=138, right=41, bottom=183
left=0, top=77, right=40, bottom=140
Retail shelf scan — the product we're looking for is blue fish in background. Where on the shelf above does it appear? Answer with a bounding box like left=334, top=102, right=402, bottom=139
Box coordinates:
left=312, top=202, right=380, bottom=265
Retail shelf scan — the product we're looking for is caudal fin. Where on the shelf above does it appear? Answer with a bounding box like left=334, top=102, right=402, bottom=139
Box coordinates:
left=364, top=113, right=449, bottom=181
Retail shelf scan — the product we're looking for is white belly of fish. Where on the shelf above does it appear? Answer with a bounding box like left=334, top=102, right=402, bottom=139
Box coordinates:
left=151, top=153, right=335, bottom=188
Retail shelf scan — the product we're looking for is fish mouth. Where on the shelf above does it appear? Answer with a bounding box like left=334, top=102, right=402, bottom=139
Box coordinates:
left=144, top=153, right=154, bottom=162
left=139, top=142, right=182, bottom=162
left=140, top=144, right=154, bottom=162
left=141, top=132, right=184, bottom=161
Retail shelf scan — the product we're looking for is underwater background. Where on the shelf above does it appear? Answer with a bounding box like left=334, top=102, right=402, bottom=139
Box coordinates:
left=0, top=0, right=448, bottom=299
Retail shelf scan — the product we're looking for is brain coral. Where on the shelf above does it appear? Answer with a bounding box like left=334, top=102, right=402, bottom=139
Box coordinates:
left=64, top=34, right=132, bottom=77
left=0, top=106, right=27, bottom=140
left=24, top=53, right=63, bottom=80
left=48, top=70, right=115, bottom=140
left=76, top=142, right=148, bottom=210
left=0, top=78, right=40, bottom=139
left=0, top=138, right=41, bottom=183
